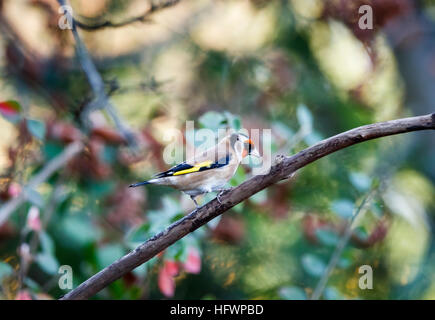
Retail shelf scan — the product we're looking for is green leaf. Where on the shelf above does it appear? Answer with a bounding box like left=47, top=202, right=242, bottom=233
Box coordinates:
left=324, top=287, right=344, bottom=300
left=165, top=240, right=187, bottom=261
left=40, top=231, right=55, bottom=254
left=315, top=229, right=340, bottom=246
left=170, top=213, right=185, bottom=223
left=279, top=286, right=307, bottom=300
left=132, top=264, right=148, bottom=278
left=296, top=104, right=313, bottom=131
left=133, top=256, right=158, bottom=278
left=0, top=100, right=21, bottom=113
left=0, top=100, right=21, bottom=123
left=207, top=215, right=222, bottom=229
left=126, top=223, right=150, bottom=245
left=250, top=189, right=267, bottom=204
left=371, top=202, right=383, bottom=218
left=223, top=111, right=241, bottom=130
left=304, top=131, right=323, bottom=146
left=349, top=172, right=372, bottom=192
left=97, top=244, right=125, bottom=269
left=147, top=197, right=183, bottom=235
left=230, top=166, right=246, bottom=186
left=0, top=262, right=13, bottom=281
left=24, top=277, right=40, bottom=291
left=353, top=226, right=368, bottom=240
left=161, top=197, right=182, bottom=219
left=23, top=188, right=44, bottom=207
left=337, top=257, right=351, bottom=269
left=272, top=121, right=294, bottom=139
left=231, top=202, right=245, bottom=213
left=101, top=145, right=117, bottom=165
left=88, top=180, right=115, bottom=198
left=35, top=252, right=59, bottom=274
left=60, top=216, right=100, bottom=248
left=198, top=111, right=226, bottom=130
left=331, top=199, right=355, bottom=219
left=301, top=254, right=326, bottom=277
left=26, top=119, right=46, bottom=140
left=43, top=142, right=64, bottom=160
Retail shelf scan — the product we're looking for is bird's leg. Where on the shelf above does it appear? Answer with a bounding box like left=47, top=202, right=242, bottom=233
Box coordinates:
left=190, top=195, right=200, bottom=209
left=215, top=187, right=232, bottom=204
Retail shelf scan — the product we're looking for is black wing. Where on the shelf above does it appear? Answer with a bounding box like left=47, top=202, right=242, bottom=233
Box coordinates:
left=153, top=155, right=231, bottom=178
left=153, top=162, right=193, bottom=178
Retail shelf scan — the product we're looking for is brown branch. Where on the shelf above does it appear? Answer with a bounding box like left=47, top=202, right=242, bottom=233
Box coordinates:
left=73, top=0, right=181, bottom=31
left=60, top=113, right=435, bottom=300
left=57, top=0, right=137, bottom=149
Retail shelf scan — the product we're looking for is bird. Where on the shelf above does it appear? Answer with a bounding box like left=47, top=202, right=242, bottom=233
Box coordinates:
left=129, top=132, right=261, bottom=208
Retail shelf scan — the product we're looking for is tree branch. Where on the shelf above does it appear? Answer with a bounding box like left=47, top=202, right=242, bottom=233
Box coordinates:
left=57, top=0, right=137, bottom=149
left=74, top=0, right=181, bottom=31
left=60, top=113, right=435, bottom=300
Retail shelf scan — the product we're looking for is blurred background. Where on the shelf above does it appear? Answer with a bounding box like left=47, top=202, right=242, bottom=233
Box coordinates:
left=0, top=0, right=434, bottom=300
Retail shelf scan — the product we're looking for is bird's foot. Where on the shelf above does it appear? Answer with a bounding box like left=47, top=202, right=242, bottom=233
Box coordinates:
left=216, top=187, right=231, bottom=204
left=217, top=193, right=223, bottom=204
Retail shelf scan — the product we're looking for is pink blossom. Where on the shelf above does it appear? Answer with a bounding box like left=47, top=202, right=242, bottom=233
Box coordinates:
left=158, top=260, right=179, bottom=298
left=184, top=247, right=201, bottom=274
left=8, top=182, right=21, bottom=198
left=26, top=206, right=42, bottom=232
left=15, top=290, right=32, bottom=300
left=165, top=260, right=179, bottom=276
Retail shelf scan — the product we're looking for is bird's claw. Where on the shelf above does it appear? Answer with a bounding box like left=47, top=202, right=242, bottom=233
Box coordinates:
left=217, top=192, right=223, bottom=204
left=216, top=188, right=231, bottom=204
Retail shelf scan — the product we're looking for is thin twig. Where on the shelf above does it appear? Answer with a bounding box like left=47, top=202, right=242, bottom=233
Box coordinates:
left=310, top=132, right=415, bottom=299
left=0, top=142, right=83, bottom=227
left=60, top=113, right=435, bottom=300
left=310, top=189, right=377, bottom=300
left=57, top=0, right=137, bottom=149
left=74, top=0, right=181, bottom=31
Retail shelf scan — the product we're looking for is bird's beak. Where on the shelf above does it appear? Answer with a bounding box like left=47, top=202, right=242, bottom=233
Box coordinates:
left=249, top=148, right=261, bottom=158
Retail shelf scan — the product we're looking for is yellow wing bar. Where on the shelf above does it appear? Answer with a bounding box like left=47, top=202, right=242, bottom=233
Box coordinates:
left=173, top=161, right=213, bottom=176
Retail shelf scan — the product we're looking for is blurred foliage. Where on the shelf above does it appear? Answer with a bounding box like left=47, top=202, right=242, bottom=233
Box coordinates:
left=0, top=0, right=434, bottom=300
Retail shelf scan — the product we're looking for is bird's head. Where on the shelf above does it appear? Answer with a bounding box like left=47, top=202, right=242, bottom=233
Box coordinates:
left=230, top=133, right=261, bottom=160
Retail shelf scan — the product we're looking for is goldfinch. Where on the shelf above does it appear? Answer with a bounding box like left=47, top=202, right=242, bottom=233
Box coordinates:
left=129, top=133, right=260, bottom=207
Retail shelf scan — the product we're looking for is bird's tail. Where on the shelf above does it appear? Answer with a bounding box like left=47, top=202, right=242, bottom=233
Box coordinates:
left=129, top=180, right=151, bottom=188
